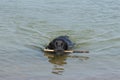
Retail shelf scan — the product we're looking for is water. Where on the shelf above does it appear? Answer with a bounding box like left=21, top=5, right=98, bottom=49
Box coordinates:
left=0, top=0, right=120, bottom=80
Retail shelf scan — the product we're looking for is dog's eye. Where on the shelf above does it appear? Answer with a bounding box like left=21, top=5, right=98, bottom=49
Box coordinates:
left=55, top=42, right=58, bottom=45
left=55, top=40, right=64, bottom=46
left=61, top=43, right=64, bottom=46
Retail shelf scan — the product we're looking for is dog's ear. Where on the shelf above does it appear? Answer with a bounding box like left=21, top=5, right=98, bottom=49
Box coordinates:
left=46, top=41, right=54, bottom=49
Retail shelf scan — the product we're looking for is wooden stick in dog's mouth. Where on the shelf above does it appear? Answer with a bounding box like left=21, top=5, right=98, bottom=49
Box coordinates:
left=44, top=49, right=89, bottom=53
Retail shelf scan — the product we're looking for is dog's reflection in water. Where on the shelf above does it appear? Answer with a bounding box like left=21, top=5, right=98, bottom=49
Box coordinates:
left=44, top=52, right=89, bottom=75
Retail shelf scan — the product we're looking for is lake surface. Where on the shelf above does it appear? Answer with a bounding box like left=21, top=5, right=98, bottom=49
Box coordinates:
left=0, top=0, right=120, bottom=80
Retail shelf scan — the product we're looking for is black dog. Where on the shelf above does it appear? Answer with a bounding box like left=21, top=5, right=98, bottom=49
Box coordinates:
left=46, top=36, right=74, bottom=54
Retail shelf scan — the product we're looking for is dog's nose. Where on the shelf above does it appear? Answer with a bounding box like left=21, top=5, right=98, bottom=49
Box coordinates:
left=54, top=49, right=64, bottom=55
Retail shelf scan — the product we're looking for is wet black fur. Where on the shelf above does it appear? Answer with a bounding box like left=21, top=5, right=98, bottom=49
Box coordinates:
left=46, top=36, right=74, bottom=53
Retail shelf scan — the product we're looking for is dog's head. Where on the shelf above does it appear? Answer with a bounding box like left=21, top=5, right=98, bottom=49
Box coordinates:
left=46, top=36, right=74, bottom=55
left=53, top=39, right=67, bottom=53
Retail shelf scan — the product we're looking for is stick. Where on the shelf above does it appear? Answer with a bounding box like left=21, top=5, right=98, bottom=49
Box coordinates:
left=44, top=49, right=89, bottom=53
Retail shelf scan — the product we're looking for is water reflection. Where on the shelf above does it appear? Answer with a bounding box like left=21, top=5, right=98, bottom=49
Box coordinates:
left=44, top=52, right=89, bottom=75
left=68, top=55, right=89, bottom=61
left=45, top=53, right=67, bottom=75
left=52, top=65, right=64, bottom=75
left=48, top=55, right=67, bottom=65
